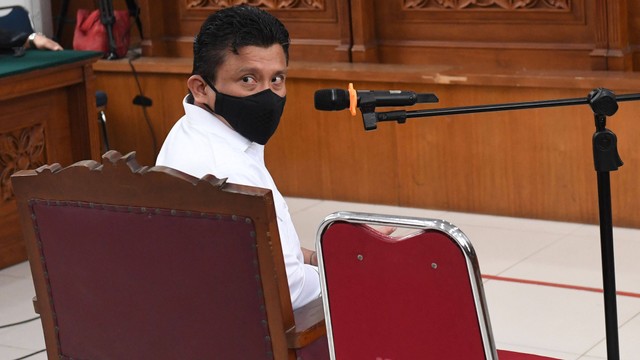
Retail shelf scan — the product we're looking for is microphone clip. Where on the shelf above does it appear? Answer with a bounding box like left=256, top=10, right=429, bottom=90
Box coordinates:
left=358, top=92, right=428, bottom=131
left=358, top=93, right=378, bottom=131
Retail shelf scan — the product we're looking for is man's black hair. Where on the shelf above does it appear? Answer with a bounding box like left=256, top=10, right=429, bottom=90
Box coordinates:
left=192, top=5, right=290, bottom=83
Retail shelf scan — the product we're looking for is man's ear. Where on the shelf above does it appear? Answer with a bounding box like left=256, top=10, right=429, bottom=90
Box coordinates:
left=187, top=75, right=213, bottom=106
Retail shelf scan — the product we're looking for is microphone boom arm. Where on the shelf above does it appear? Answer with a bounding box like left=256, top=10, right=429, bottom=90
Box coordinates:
left=364, top=91, right=640, bottom=130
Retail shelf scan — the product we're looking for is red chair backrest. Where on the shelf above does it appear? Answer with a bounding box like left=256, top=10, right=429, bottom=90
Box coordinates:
left=319, top=220, right=493, bottom=359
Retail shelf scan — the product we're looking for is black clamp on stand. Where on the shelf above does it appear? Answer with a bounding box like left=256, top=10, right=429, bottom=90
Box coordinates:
left=590, top=88, right=623, bottom=172
left=357, top=92, right=379, bottom=131
left=359, top=94, right=437, bottom=131
left=352, top=87, right=640, bottom=360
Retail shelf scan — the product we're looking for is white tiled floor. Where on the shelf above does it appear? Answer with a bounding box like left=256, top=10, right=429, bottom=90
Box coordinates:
left=1, top=197, right=639, bottom=359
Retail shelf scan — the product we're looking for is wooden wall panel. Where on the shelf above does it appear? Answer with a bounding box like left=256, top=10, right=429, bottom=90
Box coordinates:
left=271, top=70, right=640, bottom=228
left=136, top=0, right=351, bottom=62
left=77, top=0, right=640, bottom=227
left=394, top=85, right=597, bottom=222
left=93, top=59, right=640, bottom=227
left=364, top=0, right=602, bottom=70
left=626, top=0, right=640, bottom=70
left=270, top=78, right=400, bottom=204
left=93, top=60, right=190, bottom=165
left=52, top=1, right=640, bottom=71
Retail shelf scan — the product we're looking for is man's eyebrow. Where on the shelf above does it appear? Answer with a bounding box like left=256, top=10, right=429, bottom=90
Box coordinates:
left=234, top=66, right=258, bottom=74
left=234, top=66, right=287, bottom=75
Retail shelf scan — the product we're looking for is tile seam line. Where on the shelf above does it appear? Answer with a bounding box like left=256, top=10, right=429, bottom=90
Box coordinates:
left=481, top=274, right=640, bottom=299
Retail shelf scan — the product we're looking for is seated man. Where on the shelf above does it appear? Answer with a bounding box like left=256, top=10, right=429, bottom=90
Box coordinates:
left=156, top=5, right=320, bottom=309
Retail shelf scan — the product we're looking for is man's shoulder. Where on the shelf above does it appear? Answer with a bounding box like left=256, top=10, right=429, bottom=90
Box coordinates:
left=157, top=132, right=254, bottom=179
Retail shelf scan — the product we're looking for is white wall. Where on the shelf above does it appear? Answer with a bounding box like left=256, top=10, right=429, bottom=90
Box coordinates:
left=0, top=0, right=53, bottom=36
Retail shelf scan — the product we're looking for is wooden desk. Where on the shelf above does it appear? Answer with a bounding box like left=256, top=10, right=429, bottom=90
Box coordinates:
left=0, top=50, right=102, bottom=269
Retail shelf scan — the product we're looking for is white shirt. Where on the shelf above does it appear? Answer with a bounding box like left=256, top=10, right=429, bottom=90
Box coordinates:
left=156, top=96, right=320, bottom=309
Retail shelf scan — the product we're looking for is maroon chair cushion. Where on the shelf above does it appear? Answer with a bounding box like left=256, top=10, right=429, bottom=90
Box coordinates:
left=30, top=200, right=274, bottom=360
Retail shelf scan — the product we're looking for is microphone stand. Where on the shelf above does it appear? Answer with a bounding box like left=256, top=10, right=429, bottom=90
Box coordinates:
left=358, top=88, right=640, bottom=360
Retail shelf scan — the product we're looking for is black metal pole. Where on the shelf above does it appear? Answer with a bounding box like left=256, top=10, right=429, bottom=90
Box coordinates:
left=98, top=0, right=118, bottom=60
left=591, top=93, right=624, bottom=359
left=596, top=170, right=620, bottom=360
left=54, top=0, right=70, bottom=43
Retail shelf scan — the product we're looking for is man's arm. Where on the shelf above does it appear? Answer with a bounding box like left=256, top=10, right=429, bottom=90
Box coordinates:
left=0, top=28, right=62, bottom=51
left=0, top=28, right=28, bottom=49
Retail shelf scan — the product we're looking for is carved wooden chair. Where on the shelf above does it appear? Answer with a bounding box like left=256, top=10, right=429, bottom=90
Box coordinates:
left=316, top=211, right=557, bottom=360
left=12, top=151, right=327, bottom=360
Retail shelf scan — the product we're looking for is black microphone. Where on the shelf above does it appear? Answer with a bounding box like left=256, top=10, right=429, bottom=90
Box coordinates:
left=314, top=88, right=438, bottom=111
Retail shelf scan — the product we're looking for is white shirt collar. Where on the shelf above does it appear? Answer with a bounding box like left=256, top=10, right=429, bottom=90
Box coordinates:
left=182, top=95, right=255, bottom=153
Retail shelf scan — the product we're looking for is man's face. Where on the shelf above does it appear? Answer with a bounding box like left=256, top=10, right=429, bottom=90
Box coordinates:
left=212, top=44, right=287, bottom=98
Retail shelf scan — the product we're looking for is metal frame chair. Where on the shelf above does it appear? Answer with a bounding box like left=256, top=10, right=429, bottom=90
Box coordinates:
left=316, top=211, right=556, bottom=360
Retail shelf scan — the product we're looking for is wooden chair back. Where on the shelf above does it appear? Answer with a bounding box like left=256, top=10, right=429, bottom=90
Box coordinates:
left=12, top=151, right=325, bottom=360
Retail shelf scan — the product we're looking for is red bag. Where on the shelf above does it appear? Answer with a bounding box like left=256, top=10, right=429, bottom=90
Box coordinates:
left=73, top=9, right=131, bottom=58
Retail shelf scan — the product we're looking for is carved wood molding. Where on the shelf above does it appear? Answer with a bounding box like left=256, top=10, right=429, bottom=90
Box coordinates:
left=186, top=0, right=325, bottom=10
left=592, top=0, right=608, bottom=49
left=590, top=0, right=631, bottom=71
left=0, top=124, right=46, bottom=201
left=403, top=0, right=570, bottom=10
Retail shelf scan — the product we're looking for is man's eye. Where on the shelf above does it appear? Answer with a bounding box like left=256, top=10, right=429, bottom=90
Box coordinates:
left=272, top=75, right=285, bottom=84
left=242, top=76, right=256, bottom=83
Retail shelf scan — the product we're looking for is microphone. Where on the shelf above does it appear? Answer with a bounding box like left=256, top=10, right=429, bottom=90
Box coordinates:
left=314, top=83, right=438, bottom=115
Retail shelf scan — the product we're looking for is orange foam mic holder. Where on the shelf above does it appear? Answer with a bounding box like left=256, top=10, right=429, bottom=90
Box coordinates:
left=348, top=83, right=357, bottom=116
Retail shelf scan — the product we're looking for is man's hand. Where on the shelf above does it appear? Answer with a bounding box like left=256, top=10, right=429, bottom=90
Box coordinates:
left=26, top=33, right=63, bottom=51
left=301, top=247, right=318, bottom=266
left=375, top=226, right=397, bottom=235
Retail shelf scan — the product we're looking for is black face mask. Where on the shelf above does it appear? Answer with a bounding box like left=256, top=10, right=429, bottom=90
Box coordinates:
left=202, top=77, right=286, bottom=145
